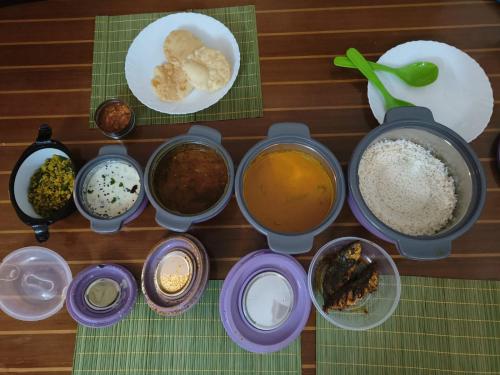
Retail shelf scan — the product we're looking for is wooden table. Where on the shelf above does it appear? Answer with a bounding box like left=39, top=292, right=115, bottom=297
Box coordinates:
left=0, top=1, right=498, bottom=374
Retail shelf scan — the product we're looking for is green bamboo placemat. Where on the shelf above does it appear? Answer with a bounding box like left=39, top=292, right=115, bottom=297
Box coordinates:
left=317, top=276, right=500, bottom=375
left=89, top=5, right=262, bottom=127
left=72, top=280, right=301, bottom=375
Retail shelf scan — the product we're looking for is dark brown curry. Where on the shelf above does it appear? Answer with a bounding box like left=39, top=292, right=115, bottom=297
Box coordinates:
left=153, top=143, right=228, bottom=215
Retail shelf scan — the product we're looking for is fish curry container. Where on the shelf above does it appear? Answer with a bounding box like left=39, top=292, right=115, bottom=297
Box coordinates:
left=235, top=122, right=346, bottom=254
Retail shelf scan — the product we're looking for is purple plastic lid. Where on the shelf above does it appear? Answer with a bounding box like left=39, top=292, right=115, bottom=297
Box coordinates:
left=219, top=250, right=311, bottom=353
left=141, top=234, right=209, bottom=316
left=66, top=264, right=137, bottom=328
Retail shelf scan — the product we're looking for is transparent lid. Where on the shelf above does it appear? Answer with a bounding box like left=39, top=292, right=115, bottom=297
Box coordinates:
left=242, top=271, right=294, bottom=331
left=0, top=246, right=72, bottom=321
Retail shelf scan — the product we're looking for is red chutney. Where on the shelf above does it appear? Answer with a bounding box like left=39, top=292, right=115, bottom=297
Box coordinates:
left=98, top=103, right=132, bottom=133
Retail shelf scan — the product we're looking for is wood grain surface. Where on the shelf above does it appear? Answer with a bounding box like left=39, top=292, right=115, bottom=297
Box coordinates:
left=0, top=1, right=498, bottom=374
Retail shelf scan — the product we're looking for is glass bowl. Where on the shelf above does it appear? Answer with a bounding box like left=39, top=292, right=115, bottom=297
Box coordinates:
left=308, top=237, right=401, bottom=330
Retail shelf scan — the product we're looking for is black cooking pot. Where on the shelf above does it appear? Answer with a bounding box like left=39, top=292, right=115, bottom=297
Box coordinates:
left=9, top=125, right=77, bottom=242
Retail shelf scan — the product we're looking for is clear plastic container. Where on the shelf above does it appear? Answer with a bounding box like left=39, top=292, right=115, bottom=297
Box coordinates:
left=308, top=237, right=401, bottom=330
left=0, top=246, right=72, bottom=321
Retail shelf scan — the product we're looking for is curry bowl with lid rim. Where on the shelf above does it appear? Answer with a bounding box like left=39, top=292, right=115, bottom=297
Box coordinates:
left=235, top=122, right=346, bottom=254
left=144, top=125, right=234, bottom=232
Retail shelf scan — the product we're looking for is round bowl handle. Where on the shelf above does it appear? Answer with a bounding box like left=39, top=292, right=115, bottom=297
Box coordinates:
left=36, top=124, right=52, bottom=144
left=155, top=211, right=192, bottom=232
left=267, top=233, right=314, bottom=254
left=396, top=238, right=451, bottom=260
left=268, top=122, right=310, bottom=139
left=384, top=106, right=435, bottom=124
left=90, top=219, right=122, bottom=234
left=33, top=224, right=49, bottom=242
left=188, top=125, right=222, bottom=144
left=98, top=144, right=128, bottom=156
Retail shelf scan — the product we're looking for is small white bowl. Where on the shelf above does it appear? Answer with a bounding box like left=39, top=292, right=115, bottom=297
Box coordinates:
left=125, top=12, right=240, bottom=115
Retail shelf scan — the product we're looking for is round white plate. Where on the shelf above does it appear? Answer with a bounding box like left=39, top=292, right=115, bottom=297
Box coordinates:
left=367, top=41, right=494, bottom=142
left=125, top=13, right=240, bottom=115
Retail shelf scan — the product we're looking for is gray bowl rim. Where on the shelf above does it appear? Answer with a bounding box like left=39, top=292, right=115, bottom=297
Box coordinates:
left=348, top=116, right=487, bottom=244
left=307, top=236, right=401, bottom=331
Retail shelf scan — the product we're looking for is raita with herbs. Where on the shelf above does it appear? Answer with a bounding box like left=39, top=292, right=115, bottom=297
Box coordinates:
left=82, top=160, right=140, bottom=218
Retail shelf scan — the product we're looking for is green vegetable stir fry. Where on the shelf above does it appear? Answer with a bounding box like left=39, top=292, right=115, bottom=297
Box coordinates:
left=28, top=155, right=75, bottom=217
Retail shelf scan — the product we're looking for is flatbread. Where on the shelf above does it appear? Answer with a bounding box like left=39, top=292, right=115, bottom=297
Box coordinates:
left=163, top=30, right=204, bottom=65
left=151, top=62, right=193, bottom=102
left=183, top=46, right=231, bottom=92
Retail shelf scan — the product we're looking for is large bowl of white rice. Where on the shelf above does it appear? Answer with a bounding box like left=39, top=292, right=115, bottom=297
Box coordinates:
left=347, top=106, right=486, bottom=260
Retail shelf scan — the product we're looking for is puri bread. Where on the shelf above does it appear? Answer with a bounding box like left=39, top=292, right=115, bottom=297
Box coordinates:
left=164, top=30, right=204, bottom=65
left=182, top=60, right=209, bottom=90
left=151, top=62, right=193, bottom=102
left=183, top=46, right=231, bottom=92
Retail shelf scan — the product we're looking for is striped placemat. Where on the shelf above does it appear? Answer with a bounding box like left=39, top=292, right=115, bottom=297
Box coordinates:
left=316, top=276, right=500, bottom=375
left=72, top=280, right=301, bottom=375
left=89, top=5, right=263, bottom=127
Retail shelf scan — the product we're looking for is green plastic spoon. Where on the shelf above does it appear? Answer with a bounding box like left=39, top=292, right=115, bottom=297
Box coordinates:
left=334, top=56, right=438, bottom=87
left=345, top=48, right=414, bottom=110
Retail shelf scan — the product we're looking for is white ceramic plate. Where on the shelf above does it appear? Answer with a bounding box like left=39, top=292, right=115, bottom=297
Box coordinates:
left=367, top=41, right=494, bottom=142
left=125, top=13, right=240, bottom=115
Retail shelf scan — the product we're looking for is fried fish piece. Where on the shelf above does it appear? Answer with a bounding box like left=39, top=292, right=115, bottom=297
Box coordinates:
left=318, top=241, right=380, bottom=312
left=323, top=261, right=379, bottom=312
left=321, top=242, right=362, bottom=297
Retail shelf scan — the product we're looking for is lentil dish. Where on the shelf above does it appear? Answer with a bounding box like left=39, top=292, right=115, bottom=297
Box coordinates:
left=28, top=155, right=75, bottom=217
left=153, top=143, right=228, bottom=214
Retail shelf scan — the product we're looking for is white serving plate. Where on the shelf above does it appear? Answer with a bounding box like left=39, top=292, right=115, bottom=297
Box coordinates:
left=367, top=40, right=494, bottom=142
left=125, top=12, right=240, bottom=115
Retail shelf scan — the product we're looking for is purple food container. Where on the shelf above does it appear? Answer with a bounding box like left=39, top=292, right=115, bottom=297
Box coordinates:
left=348, top=107, right=486, bottom=260
left=141, top=234, right=209, bottom=316
left=74, top=145, right=148, bottom=233
left=66, top=264, right=138, bottom=328
left=219, top=250, right=311, bottom=353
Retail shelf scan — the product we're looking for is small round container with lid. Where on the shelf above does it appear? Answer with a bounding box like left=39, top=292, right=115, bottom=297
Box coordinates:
left=0, top=246, right=72, bottom=321
left=94, top=98, right=136, bottom=139
left=142, top=234, right=209, bottom=316
left=74, top=144, right=147, bottom=233
left=66, top=264, right=137, bottom=328
left=308, top=237, right=401, bottom=331
left=220, top=250, right=310, bottom=353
